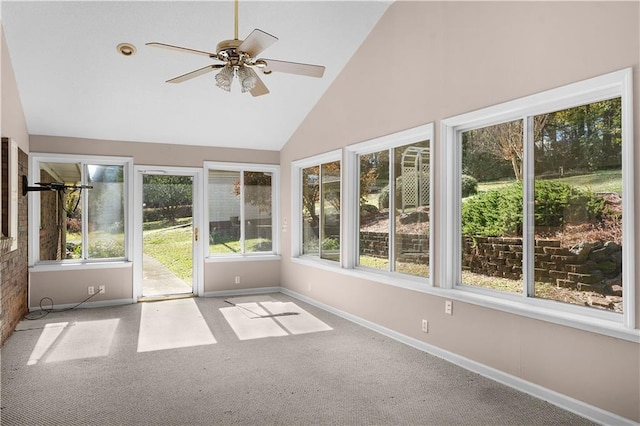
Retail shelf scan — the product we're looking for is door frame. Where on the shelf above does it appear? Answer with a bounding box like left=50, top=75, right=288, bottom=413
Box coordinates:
left=133, top=165, right=204, bottom=300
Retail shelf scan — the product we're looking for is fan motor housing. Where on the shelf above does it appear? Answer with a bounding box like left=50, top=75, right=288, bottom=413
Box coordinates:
left=216, top=39, right=244, bottom=60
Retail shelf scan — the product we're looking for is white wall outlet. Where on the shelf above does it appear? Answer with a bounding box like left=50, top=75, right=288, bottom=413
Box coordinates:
left=234, top=276, right=240, bottom=284
left=421, top=319, right=429, bottom=333
left=99, top=285, right=105, bottom=294
left=445, top=300, right=453, bottom=315
left=88, top=286, right=94, bottom=295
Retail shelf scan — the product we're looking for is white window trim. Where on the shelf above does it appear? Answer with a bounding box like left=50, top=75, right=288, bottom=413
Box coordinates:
left=28, top=153, right=134, bottom=267
left=291, top=125, right=435, bottom=291
left=442, top=68, right=635, bottom=334
left=204, top=161, right=280, bottom=259
left=291, top=150, right=342, bottom=262
left=345, top=123, right=437, bottom=288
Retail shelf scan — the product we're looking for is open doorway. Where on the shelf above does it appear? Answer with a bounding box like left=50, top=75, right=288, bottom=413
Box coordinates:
left=134, top=167, right=202, bottom=300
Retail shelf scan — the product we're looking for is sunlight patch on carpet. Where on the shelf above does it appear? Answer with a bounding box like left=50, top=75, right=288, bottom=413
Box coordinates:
left=27, top=322, right=68, bottom=365
left=220, top=303, right=289, bottom=340
left=138, top=298, right=216, bottom=353
left=220, top=301, right=332, bottom=341
left=263, top=302, right=333, bottom=335
left=45, top=319, right=119, bottom=363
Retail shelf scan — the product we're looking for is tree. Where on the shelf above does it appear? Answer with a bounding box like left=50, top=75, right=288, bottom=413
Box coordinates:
left=143, top=175, right=192, bottom=223
left=233, top=172, right=272, bottom=213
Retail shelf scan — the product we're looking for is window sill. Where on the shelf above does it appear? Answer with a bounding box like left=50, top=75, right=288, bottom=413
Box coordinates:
left=291, top=256, right=432, bottom=293
left=206, top=254, right=281, bottom=263
left=441, top=286, right=639, bottom=343
left=30, top=260, right=132, bottom=272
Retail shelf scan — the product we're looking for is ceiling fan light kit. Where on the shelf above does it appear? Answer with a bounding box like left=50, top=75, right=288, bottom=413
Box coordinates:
left=146, top=0, right=325, bottom=96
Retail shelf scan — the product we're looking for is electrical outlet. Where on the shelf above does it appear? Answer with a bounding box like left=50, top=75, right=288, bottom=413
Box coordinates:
left=445, top=300, right=453, bottom=315
left=99, top=285, right=105, bottom=294
left=421, top=319, right=429, bottom=333
left=234, top=276, right=240, bottom=284
left=88, top=286, right=94, bottom=295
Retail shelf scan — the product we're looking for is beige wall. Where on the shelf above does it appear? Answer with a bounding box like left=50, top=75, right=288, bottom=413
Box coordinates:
left=29, top=135, right=279, bottom=166
left=204, top=259, right=280, bottom=294
left=280, top=2, right=639, bottom=422
left=30, top=265, right=133, bottom=306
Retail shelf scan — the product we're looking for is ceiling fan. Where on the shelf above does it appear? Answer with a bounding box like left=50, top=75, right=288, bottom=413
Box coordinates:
left=146, top=0, right=325, bottom=97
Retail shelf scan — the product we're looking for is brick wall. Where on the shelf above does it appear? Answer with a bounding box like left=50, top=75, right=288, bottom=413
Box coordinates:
left=39, top=169, right=62, bottom=261
left=1, top=144, right=29, bottom=346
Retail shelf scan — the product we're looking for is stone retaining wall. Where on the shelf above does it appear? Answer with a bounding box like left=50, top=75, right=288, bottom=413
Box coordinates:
left=463, top=236, right=622, bottom=294
left=360, top=231, right=622, bottom=295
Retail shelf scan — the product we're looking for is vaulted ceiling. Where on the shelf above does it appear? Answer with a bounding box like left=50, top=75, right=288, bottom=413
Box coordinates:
left=2, top=1, right=391, bottom=151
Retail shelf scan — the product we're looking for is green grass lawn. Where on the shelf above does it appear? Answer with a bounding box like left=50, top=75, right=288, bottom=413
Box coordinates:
left=143, top=225, right=193, bottom=283
left=209, top=238, right=272, bottom=254
left=359, top=255, right=430, bottom=278
left=476, top=169, right=622, bottom=195
left=548, top=169, right=622, bottom=194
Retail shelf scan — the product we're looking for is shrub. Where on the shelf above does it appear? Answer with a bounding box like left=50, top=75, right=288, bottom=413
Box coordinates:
left=378, top=178, right=403, bottom=209
left=461, top=174, right=478, bottom=197
left=88, top=239, right=125, bottom=258
left=67, top=217, right=82, bottom=234
left=462, top=181, right=604, bottom=237
left=321, top=238, right=340, bottom=251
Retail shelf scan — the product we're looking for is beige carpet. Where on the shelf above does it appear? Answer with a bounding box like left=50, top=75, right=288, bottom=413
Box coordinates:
left=1, top=293, right=594, bottom=425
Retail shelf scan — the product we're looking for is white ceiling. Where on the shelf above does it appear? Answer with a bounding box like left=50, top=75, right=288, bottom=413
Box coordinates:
left=1, top=1, right=391, bottom=151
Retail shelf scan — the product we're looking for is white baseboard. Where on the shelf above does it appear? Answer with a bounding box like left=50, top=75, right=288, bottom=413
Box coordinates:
left=203, top=286, right=281, bottom=298
left=281, top=287, right=637, bottom=426
left=29, top=298, right=134, bottom=312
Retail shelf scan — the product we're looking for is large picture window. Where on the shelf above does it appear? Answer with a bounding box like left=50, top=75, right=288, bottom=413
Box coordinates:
left=206, top=163, right=279, bottom=257
left=445, top=69, right=634, bottom=327
left=30, top=155, right=131, bottom=264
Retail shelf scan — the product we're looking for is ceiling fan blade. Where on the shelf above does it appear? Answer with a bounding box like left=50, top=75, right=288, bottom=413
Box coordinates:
left=146, top=42, right=217, bottom=58
left=166, top=64, right=224, bottom=84
left=250, top=73, right=270, bottom=97
left=238, top=29, right=278, bottom=57
left=259, top=59, right=325, bottom=78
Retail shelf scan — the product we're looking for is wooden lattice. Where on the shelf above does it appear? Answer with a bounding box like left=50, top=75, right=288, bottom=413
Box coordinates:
left=401, top=146, right=429, bottom=211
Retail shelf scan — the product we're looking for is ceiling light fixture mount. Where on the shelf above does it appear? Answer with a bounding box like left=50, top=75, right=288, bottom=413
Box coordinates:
left=117, top=43, right=136, bottom=56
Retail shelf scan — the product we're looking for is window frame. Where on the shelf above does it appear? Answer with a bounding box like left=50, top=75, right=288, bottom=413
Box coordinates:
left=291, top=150, right=342, bottom=265
left=442, top=68, right=635, bottom=331
left=204, top=161, right=280, bottom=260
left=347, top=124, right=434, bottom=285
left=291, top=125, right=435, bottom=291
left=28, top=153, right=133, bottom=266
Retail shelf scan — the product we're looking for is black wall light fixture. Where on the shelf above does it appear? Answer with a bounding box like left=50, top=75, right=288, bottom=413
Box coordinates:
left=22, top=175, right=92, bottom=196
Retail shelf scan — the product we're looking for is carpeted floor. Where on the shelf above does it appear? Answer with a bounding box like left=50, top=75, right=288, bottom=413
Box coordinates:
left=1, top=293, right=595, bottom=425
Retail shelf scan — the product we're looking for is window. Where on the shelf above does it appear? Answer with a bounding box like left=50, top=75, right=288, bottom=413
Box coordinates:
left=292, top=126, right=433, bottom=285
left=357, top=141, right=431, bottom=278
left=30, top=155, right=131, bottom=264
left=444, top=69, right=634, bottom=327
left=205, top=162, right=279, bottom=257
left=295, top=154, right=341, bottom=262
